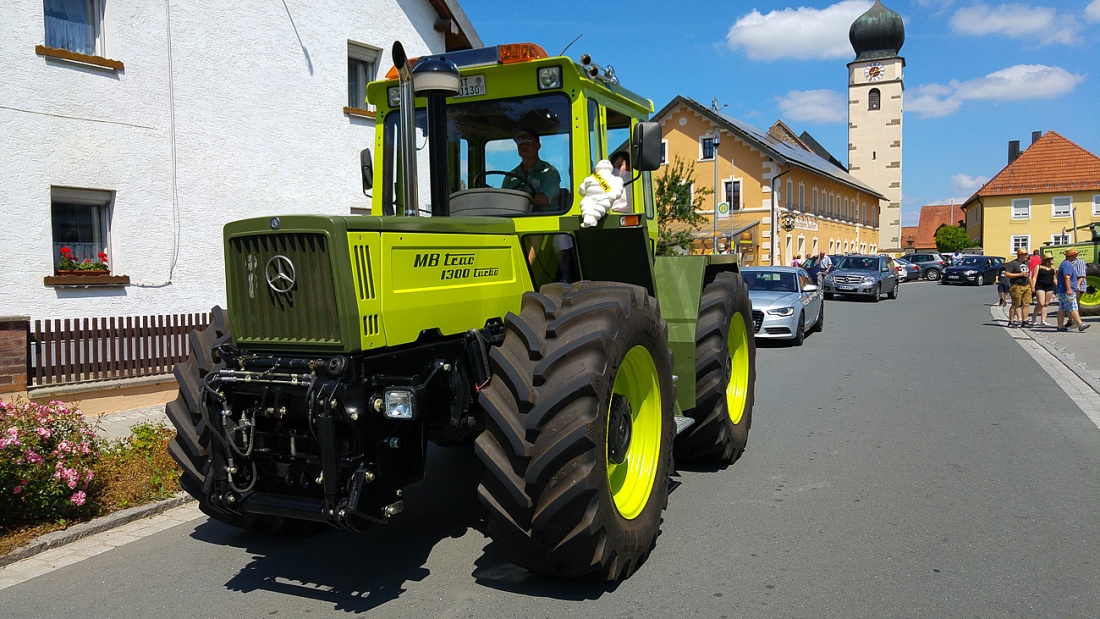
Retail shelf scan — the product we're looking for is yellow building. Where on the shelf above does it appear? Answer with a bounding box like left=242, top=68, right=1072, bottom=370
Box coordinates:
left=962, top=131, right=1100, bottom=255
left=653, top=96, right=885, bottom=266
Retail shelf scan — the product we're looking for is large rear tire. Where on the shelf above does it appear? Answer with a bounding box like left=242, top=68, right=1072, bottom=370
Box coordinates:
left=166, top=307, right=300, bottom=534
left=1080, top=264, right=1100, bottom=317
left=673, top=272, right=756, bottom=465
left=476, top=282, right=675, bottom=581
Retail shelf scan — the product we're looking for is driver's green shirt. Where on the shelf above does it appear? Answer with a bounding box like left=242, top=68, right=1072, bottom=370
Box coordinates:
left=503, top=159, right=561, bottom=212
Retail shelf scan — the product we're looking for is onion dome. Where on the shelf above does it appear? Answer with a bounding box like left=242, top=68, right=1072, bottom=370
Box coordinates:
left=849, top=0, right=904, bottom=61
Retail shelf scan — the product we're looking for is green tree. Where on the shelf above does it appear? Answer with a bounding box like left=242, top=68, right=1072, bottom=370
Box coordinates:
left=654, top=156, right=712, bottom=255
left=934, top=224, right=975, bottom=253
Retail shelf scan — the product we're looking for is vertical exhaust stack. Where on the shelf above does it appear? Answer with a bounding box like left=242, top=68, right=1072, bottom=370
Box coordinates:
left=392, top=42, right=419, bottom=216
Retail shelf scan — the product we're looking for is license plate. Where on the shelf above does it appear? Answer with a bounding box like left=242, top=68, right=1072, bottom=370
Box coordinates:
left=947, top=275, right=959, bottom=279
left=838, top=285, right=854, bottom=291
left=455, top=75, right=487, bottom=98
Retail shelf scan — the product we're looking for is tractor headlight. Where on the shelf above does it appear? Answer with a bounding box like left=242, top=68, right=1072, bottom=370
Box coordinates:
left=384, top=389, right=415, bottom=419
left=767, top=307, right=794, bottom=317
left=387, top=86, right=400, bottom=107
left=537, top=66, right=562, bottom=90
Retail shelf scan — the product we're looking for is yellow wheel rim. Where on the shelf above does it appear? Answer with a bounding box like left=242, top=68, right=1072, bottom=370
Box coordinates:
left=726, top=312, right=750, bottom=425
left=1081, top=275, right=1100, bottom=310
left=606, top=345, right=662, bottom=520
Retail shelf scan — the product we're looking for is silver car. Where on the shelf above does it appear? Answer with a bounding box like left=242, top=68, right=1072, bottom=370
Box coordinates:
left=742, top=266, right=824, bottom=346
left=822, top=254, right=900, bottom=302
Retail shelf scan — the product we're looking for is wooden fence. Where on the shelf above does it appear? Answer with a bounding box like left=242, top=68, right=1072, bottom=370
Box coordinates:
left=28, top=312, right=213, bottom=387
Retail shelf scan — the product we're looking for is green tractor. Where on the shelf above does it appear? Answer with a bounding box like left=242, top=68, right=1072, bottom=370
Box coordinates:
left=168, top=41, right=756, bottom=581
left=1043, top=223, right=1100, bottom=316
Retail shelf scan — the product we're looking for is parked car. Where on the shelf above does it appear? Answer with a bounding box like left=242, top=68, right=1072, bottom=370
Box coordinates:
left=800, top=254, right=844, bottom=281
left=902, top=252, right=946, bottom=280
left=822, top=254, right=900, bottom=301
left=893, top=257, right=921, bottom=282
left=942, top=255, right=1004, bottom=285
left=742, top=266, right=824, bottom=346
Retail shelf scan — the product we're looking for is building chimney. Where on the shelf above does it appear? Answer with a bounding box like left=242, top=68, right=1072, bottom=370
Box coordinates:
left=1008, top=140, right=1020, bottom=164
left=1031, top=131, right=1042, bottom=145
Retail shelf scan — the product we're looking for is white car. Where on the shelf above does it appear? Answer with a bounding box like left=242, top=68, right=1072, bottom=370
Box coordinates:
left=742, top=266, right=824, bottom=346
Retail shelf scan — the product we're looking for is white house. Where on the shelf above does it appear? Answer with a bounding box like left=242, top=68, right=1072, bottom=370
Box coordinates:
left=0, top=0, right=479, bottom=319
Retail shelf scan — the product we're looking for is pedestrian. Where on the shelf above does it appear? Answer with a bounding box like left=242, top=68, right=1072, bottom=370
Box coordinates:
left=1028, top=248, right=1042, bottom=274
left=1056, top=248, right=1090, bottom=332
left=1030, top=254, right=1056, bottom=326
left=1004, top=248, right=1032, bottom=327
left=995, top=269, right=1009, bottom=307
left=1072, top=250, right=1088, bottom=297
left=792, top=254, right=801, bottom=268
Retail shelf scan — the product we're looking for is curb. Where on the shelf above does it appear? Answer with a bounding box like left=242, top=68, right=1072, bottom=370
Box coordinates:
left=994, top=304, right=1100, bottom=396
left=0, top=492, right=195, bottom=568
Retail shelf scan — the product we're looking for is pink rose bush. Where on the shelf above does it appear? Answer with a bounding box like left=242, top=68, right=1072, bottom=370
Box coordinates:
left=1, top=399, right=102, bottom=526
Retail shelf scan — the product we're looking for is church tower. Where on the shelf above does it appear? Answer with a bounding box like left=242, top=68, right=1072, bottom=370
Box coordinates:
left=847, top=0, right=904, bottom=251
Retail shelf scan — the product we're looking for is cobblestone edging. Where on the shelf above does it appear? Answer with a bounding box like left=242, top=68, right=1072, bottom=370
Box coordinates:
left=0, top=493, right=194, bottom=568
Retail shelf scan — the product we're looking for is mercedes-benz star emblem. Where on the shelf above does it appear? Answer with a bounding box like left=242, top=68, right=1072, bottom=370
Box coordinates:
left=265, top=255, right=296, bottom=293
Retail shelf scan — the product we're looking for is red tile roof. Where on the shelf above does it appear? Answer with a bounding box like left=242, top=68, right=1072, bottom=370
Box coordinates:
left=977, top=131, right=1100, bottom=197
left=910, top=204, right=965, bottom=250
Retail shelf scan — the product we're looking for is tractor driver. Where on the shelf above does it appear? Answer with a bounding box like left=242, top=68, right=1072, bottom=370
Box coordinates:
left=503, top=130, right=561, bottom=212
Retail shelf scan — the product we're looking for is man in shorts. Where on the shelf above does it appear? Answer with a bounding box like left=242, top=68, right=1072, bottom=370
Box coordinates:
left=1004, top=248, right=1032, bottom=327
left=1056, top=248, right=1090, bottom=332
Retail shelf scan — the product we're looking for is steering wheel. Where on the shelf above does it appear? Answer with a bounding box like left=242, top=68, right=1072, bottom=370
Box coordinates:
left=473, top=171, right=534, bottom=193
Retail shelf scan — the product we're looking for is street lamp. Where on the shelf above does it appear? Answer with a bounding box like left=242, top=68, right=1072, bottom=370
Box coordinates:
left=711, top=131, right=721, bottom=254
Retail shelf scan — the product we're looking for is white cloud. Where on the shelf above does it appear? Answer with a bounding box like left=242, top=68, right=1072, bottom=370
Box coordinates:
left=906, top=84, right=962, bottom=119
left=908, top=64, right=1085, bottom=118
left=726, top=1, right=872, bottom=61
left=952, top=64, right=1085, bottom=101
left=950, top=3, right=1079, bottom=45
left=776, top=89, right=848, bottom=123
left=1085, top=0, right=1100, bottom=22
left=951, top=174, right=988, bottom=196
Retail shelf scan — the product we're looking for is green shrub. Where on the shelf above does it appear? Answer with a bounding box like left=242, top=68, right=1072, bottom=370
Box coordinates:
left=0, top=399, right=103, bottom=528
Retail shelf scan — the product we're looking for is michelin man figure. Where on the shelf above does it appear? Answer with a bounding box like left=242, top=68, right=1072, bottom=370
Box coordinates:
left=578, top=159, right=624, bottom=228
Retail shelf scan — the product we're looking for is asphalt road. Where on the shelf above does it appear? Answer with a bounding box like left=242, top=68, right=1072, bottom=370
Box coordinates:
left=3, top=281, right=1099, bottom=618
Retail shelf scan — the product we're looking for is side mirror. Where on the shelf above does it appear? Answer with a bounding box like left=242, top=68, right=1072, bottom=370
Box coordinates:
left=360, top=148, right=373, bottom=194
left=803, top=283, right=818, bottom=293
left=632, top=121, right=662, bottom=171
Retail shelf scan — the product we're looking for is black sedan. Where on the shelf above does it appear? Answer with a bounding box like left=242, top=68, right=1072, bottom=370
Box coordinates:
left=942, top=256, right=1004, bottom=286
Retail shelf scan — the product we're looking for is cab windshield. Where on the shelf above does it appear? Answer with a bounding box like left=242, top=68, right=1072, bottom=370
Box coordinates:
left=380, top=93, right=573, bottom=216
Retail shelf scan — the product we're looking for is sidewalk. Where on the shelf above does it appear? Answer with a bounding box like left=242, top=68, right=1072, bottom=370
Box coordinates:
left=94, top=403, right=172, bottom=442
left=991, top=303, right=1100, bottom=395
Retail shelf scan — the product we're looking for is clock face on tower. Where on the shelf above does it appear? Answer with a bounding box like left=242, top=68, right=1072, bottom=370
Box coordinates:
left=864, top=63, right=884, bottom=82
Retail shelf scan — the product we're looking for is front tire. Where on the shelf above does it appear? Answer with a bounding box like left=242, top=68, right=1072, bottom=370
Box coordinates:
left=1080, top=264, right=1100, bottom=317
left=976, top=274, right=985, bottom=286
left=674, top=272, right=756, bottom=466
left=476, top=282, right=675, bottom=581
left=813, top=302, right=824, bottom=333
left=166, top=308, right=299, bottom=534
left=792, top=312, right=806, bottom=346
left=887, top=281, right=898, bottom=300
left=872, top=283, right=881, bottom=303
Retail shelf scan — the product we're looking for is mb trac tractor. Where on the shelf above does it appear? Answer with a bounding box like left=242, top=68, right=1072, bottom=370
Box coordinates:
left=1043, top=222, right=1100, bottom=316
left=168, top=41, right=756, bottom=581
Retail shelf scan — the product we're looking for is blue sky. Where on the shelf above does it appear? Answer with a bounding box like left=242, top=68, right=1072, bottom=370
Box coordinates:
left=459, top=0, right=1100, bottom=226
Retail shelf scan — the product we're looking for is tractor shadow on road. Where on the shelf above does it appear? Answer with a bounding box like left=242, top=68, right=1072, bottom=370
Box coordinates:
left=187, top=440, right=614, bottom=611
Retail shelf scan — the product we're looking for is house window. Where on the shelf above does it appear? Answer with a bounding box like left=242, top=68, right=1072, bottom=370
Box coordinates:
left=51, top=187, right=112, bottom=272
left=700, top=137, right=715, bottom=160
left=868, top=88, right=881, bottom=111
left=785, top=179, right=793, bottom=209
left=1051, top=233, right=1070, bottom=245
left=812, top=188, right=819, bottom=216
left=347, top=42, right=380, bottom=111
left=44, top=0, right=104, bottom=56
left=725, top=180, right=741, bottom=211
left=1011, top=235, right=1030, bottom=254
left=1012, top=198, right=1030, bottom=220
left=798, top=182, right=805, bottom=213
left=1052, top=196, right=1071, bottom=218
left=660, top=140, right=667, bottom=165
left=1093, top=195, right=1100, bottom=216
